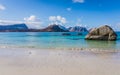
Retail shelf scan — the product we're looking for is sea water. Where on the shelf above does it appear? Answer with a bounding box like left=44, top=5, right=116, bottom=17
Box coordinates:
left=0, top=32, right=120, bottom=50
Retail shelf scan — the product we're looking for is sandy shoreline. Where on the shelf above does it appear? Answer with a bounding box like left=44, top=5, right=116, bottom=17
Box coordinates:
left=0, top=48, right=120, bottom=75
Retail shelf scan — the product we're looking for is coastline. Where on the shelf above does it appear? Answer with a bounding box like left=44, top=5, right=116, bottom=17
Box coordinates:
left=0, top=48, right=120, bottom=75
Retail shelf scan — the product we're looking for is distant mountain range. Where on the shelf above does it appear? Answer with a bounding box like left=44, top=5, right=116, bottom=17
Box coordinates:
left=68, top=26, right=88, bottom=32
left=0, top=23, right=88, bottom=32
left=40, top=24, right=69, bottom=32
left=0, top=24, right=28, bottom=32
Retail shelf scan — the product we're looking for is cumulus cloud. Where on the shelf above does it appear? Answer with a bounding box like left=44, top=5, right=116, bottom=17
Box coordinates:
left=0, top=4, right=6, bottom=10
left=67, top=8, right=72, bottom=11
left=0, top=19, right=43, bottom=29
left=0, top=20, right=22, bottom=25
left=24, top=15, right=40, bottom=22
left=49, top=16, right=56, bottom=21
left=49, top=16, right=67, bottom=25
left=0, top=15, right=43, bottom=29
left=76, top=19, right=82, bottom=26
left=115, top=23, right=120, bottom=30
left=75, top=18, right=87, bottom=27
left=72, top=0, right=84, bottom=3
left=24, top=15, right=43, bottom=29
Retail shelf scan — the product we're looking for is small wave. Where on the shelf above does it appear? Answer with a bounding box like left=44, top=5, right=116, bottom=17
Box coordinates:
left=0, top=45, right=119, bottom=53
left=67, top=38, right=81, bottom=40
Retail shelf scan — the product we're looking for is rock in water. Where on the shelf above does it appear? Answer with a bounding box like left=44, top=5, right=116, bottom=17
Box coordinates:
left=85, top=25, right=117, bottom=41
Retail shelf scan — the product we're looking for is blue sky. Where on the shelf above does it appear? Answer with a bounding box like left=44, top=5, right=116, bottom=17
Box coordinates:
left=0, top=0, right=120, bottom=30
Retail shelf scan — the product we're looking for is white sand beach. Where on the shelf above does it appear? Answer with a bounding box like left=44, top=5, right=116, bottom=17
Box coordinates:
left=0, top=48, right=120, bottom=75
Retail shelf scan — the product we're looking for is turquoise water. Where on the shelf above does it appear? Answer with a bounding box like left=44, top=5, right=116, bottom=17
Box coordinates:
left=0, top=32, right=120, bottom=50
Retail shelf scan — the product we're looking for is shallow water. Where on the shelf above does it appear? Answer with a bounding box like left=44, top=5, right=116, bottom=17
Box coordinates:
left=0, top=32, right=120, bottom=50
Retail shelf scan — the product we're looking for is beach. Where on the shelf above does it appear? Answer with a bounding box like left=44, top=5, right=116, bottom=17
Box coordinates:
left=0, top=48, right=120, bottom=75
left=1, top=0, right=120, bottom=75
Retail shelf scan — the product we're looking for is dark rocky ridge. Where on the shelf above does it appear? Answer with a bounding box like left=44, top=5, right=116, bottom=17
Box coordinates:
left=0, top=23, right=28, bottom=32
left=0, top=24, right=69, bottom=32
left=41, top=24, right=69, bottom=32
left=68, top=26, right=88, bottom=32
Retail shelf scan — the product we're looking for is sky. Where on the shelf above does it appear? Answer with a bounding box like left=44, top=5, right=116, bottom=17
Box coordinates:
left=0, top=0, right=120, bottom=30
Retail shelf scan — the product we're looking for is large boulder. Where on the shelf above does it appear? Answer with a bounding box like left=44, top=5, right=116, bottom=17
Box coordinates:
left=85, top=25, right=117, bottom=41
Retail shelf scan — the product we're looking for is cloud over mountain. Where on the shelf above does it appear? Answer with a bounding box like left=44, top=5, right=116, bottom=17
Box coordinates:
left=49, top=16, right=67, bottom=25
left=24, top=15, right=40, bottom=22
left=24, top=15, right=43, bottom=29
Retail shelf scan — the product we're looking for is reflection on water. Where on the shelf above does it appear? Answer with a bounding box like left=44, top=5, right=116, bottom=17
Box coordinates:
left=85, top=40, right=117, bottom=49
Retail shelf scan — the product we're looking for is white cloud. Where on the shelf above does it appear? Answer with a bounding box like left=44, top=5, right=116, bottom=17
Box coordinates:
left=0, top=20, right=23, bottom=25
left=115, top=23, right=120, bottom=31
left=76, top=19, right=82, bottom=26
left=24, top=15, right=40, bottom=22
left=49, top=16, right=67, bottom=25
left=72, top=0, right=84, bottom=3
left=67, top=8, right=72, bottom=11
left=75, top=18, right=87, bottom=27
left=24, top=15, right=43, bottom=29
left=0, top=4, right=6, bottom=10
left=0, top=19, right=43, bottom=29
left=0, top=15, right=43, bottom=29
left=49, top=16, right=56, bottom=21
left=61, top=17, right=66, bottom=24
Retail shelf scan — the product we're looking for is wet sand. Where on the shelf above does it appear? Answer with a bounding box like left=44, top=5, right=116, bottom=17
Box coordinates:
left=0, top=48, right=120, bottom=75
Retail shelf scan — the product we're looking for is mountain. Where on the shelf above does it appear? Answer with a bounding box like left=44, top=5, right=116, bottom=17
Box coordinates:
left=58, top=25, right=68, bottom=31
left=0, top=24, right=69, bottom=32
left=0, top=24, right=88, bottom=32
left=68, top=26, right=88, bottom=32
left=41, top=24, right=69, bottom=32
left=0, top=23, right=29, bottom=32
